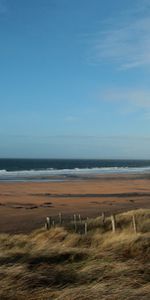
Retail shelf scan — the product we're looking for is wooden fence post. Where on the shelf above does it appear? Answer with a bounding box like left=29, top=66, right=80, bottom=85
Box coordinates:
left=59, top=212, right=62, bottom=225
left=45, top=222, right=48, bottom=230
left=78, top=214, right=82, bottom=223
left=132, top=215, right=137, bottom=233
left=85, top=222, right=88, bottom=235
left=73, top=214, right=77, bottom=232
left=46, top=217, right=51, bottom=230
left=111, top=214, right=116, bottom=233
left=102, top=212, right=105, bottom=225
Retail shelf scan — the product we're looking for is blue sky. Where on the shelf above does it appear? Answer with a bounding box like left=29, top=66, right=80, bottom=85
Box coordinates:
left=0, top=0, right=150, bottom=158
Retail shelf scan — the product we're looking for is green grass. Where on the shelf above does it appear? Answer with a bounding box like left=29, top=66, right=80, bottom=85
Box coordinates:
left=0, top=209, right=150, bottom=299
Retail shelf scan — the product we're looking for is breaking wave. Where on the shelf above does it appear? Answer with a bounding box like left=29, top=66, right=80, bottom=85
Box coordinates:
left=0, top=166, right=150, bottom=181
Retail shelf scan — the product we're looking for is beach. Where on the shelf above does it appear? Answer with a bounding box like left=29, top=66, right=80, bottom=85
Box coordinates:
left=0, top=173, right=150, bottom=233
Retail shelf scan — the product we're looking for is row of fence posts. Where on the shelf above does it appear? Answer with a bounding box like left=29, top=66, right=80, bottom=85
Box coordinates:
left=45, top=212, right=137, bottom=234
left=110, top=214, right=137, bottom=233
left=45, top=212, right=63, bottom=230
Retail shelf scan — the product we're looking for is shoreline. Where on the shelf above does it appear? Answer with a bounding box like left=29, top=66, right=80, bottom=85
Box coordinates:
left=1, top=168, right=150, bottom=182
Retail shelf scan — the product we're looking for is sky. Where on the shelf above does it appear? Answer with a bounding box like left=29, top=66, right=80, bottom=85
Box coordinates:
left=0, top=0, right=150, bottom=159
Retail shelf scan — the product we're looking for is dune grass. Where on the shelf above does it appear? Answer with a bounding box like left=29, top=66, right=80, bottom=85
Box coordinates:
left=0, top=209, right=150, bottom=299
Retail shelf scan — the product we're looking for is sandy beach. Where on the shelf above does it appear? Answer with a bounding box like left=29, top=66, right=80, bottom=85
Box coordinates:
left=0, top=173, right=150, bottom=233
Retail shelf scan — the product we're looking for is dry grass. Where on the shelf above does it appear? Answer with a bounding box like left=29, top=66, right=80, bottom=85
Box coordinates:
left=0, top=209, right=150, bottom=299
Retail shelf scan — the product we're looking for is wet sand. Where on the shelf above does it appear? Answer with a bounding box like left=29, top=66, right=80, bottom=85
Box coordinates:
left=0, top=174, right=150, bottom=233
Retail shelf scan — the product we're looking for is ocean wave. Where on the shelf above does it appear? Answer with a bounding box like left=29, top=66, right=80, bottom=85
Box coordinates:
left=0, top=169, right=7, bottom=174
left=0, top=166, right=150, bottom=180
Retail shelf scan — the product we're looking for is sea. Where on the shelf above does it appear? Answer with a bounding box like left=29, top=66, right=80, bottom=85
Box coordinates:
left=0, top=159, right=150, bottom=182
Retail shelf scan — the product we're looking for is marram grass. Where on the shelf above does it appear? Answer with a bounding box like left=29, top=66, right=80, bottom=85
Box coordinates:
left=0, top=209, right=150, bottom=300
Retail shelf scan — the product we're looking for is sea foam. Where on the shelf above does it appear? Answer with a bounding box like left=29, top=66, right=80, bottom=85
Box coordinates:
left=0, top=166, right=150, bottom=181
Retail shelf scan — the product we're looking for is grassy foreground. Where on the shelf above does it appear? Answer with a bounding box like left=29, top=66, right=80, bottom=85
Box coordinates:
left=0, top=209, right=150, bottom=300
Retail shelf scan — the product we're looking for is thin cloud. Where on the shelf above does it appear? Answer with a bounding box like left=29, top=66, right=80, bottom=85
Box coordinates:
left=99, top=88, right=150, bottom=109
left=1, top=133, right=150, bottom=142
left=89, top=1, right=150, bottom=69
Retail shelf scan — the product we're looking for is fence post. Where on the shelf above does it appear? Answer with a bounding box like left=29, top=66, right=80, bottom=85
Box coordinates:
left=52, top=220, right=55, bottom=227
left=73, top=214, right=77, bottom=232
left=45, top=222, right=48, bottom=230
left=46, top=217, right=51, bottom=230
left=102, top=212, right=105, bottom=225
left=85, top=221, right=88, bottom=235
left=132, top=215, right=137, bottom=233
left=111, top=214, right=116, bottom=233
left=59, top=212, right=62, bottom=225
left=78, top=214, right=82, bottom=224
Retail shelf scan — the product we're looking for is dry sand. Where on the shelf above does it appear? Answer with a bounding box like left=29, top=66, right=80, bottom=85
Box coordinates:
left=0, top=174, right=150, bottom=233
